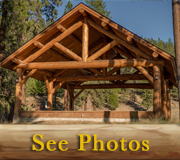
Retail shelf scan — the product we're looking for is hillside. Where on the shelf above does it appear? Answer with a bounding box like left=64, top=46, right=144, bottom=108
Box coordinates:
left=24, top=94, right=179, bottom=121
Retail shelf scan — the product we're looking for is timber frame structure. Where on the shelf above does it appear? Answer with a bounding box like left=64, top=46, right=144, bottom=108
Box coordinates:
left=0, top=3, right=177, bottom=122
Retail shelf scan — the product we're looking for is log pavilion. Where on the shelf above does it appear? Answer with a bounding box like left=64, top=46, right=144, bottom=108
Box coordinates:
left=0, top=3, right=177, bottom=122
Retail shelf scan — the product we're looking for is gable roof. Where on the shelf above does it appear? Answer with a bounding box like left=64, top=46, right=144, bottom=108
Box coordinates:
left=0, top=3, right=177, bottom=87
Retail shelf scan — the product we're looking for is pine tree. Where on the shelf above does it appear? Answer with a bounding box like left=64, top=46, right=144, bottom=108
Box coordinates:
left=85, top=0, right=111, bottom=19
left=0, top=0, right=63, bottom=121
left=63, top=1, right=73, bottom=15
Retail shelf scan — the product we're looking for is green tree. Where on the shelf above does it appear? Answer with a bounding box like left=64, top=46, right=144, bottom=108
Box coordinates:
left=85, top=0, right=111, bottom=19
left=0, top=0, right=62, bottom=122
left=63, top=1, right=73, bottom=15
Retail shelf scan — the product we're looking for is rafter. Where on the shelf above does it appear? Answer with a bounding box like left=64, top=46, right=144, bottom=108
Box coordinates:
left=34, top=41, right=68, bottom=61
left=87, top=19, right=153, bottom=60
left=87, top=40, right=118, bottom=61
left=57, top=25, right=82, bottom=47
left=54, top=42, right=82, bottom=61
left=15, top=21, right=83, bottom=68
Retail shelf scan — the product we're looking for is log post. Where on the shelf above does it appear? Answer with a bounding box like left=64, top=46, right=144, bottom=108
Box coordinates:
left=13, top=68, right=22, bottom=123
left=64, top=89, right=68, bottom=111
left=82, top=16, right=88, bottom=62
left=47, top=81, right=53, bottom=110
left=67, top=84, right=74, bottom=111
left=69, top=89, right=74, bottom=111
left=166, top=80, right=171, bottom=120
left=161, top=74, right=167, bottom=119
left=153, top=65, right=162, bottom=118
left=84, top=97, right=87, bottom=111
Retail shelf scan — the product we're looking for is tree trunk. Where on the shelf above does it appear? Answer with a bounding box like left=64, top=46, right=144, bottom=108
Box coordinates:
left=172, top=0, right=180, bottom=120
left=0, top=0, right=8, bottom=87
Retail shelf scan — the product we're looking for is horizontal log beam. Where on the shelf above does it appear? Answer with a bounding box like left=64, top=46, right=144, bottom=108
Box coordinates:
left=71, top=83, right=153, bottom=89
left=50, top=74, right=148, bottom=82
left=17, top=59, right=165, bottom=70
left=11, top=58, right=53, bottom=77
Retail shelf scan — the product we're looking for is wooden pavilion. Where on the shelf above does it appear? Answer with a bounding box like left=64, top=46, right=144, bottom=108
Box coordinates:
left=0, top=3, right=177, bottom=122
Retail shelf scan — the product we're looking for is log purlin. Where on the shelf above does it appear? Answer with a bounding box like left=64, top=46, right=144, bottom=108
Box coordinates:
left=16, top=59, right=165, bottom=70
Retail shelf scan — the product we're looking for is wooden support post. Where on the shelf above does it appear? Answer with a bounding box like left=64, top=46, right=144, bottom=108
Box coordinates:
left=47, top=81, right=53, bottom=110
left=70, top=89, right=74, bottom=111
left=84, top=97, right=87, bottom=111
left=82, top=17, right=89, bottom=62
left=161, top=71, right=168, bottom=119
left=166, top=80, right=171, bottom=120
left=153, top=65, right=162, bottom=118
left=64, top=89, right=68, bottom=111
left=13, top=68, right=22, bottom=123
left=67, top=84, right=74, bottom=111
